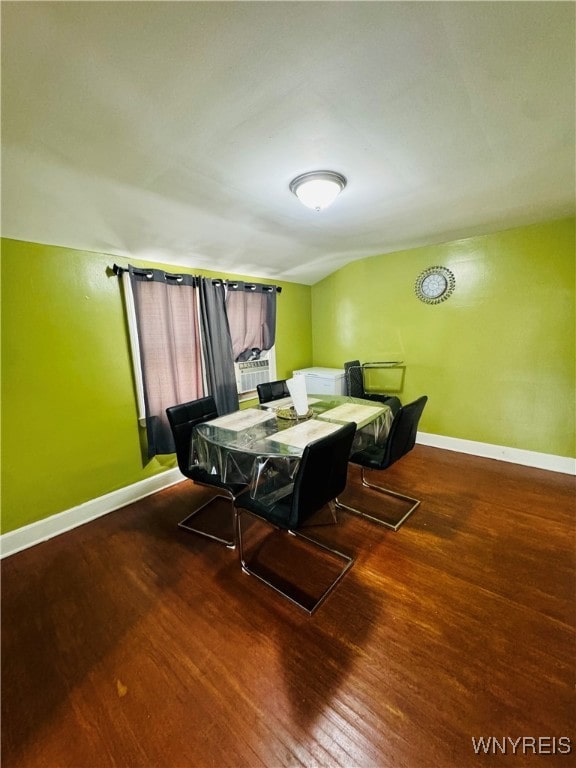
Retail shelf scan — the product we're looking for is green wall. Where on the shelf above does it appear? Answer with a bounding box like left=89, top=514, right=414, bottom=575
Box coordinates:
left=0, top=240, right=312, bottom=534
left=311, top=217, right=575, bottom=458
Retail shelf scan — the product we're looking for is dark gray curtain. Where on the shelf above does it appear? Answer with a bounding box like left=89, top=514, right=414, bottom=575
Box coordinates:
left=129, top=267, right=204, bottom=458
left=199, top=278, right=239, bottom=415
left=225, top=282, right=277, bottom=361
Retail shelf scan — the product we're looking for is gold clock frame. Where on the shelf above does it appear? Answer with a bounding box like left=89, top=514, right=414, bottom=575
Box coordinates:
left=414, top=266, right=456, bottom=304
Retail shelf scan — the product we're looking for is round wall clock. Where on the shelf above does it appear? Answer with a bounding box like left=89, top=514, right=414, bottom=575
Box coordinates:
left=414, top=266, right=456, bottom=304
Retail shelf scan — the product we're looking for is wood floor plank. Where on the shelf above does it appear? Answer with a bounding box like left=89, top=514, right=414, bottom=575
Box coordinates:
left=2, top=446, right=574, bottom=767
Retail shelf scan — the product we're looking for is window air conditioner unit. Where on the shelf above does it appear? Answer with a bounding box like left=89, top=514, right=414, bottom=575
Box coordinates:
left=235, top=358, right=271, bottom=394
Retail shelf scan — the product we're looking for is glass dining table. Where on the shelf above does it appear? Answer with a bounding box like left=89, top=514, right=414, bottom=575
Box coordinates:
left=192, top=395, right=393, bottom=505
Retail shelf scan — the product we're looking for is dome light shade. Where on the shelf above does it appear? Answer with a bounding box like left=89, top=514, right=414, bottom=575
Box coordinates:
left=289, top=170, right=347, bottom=211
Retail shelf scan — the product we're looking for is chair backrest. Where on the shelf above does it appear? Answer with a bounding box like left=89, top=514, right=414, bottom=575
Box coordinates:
left=383, top=396, right=402, bottom=416
left=344, top=360, right=364, bottom=398
left=381, top=396, right=428, bottom=470
left=288, top=422, right=356, bottom=528
left=257, top=379, right=290, bottom=404
left=166, top=396, right=218, bottom=476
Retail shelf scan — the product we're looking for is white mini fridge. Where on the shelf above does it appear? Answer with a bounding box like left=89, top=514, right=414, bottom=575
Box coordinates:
left=292, top=367, right=347, bottom=395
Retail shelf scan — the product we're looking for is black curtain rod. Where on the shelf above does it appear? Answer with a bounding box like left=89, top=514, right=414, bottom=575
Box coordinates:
left=112, top=264, right=282, bottom=293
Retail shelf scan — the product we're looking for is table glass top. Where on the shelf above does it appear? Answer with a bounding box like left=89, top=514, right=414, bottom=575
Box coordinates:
left=194, top=394, right=391, bottom=458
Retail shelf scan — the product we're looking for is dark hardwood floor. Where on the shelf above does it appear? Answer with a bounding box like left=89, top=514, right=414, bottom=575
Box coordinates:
left=2, top=446, right=575, bottom=768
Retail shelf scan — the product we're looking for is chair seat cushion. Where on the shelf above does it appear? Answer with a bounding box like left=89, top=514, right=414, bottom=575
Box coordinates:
left=350, top=443, right=386, bottom=469
left=236, top=492, right=293, bottom=529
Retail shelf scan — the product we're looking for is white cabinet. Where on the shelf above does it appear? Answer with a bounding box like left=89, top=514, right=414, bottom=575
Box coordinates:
left=292, top=367, right=347, bottom=395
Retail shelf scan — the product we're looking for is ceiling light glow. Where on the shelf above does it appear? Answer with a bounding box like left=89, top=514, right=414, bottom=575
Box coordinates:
left=289, top=171, right=347, bottom=211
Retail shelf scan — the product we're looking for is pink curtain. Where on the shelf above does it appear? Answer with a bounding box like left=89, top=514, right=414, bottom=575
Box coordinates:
left=225, top=283, right=277, bottom=361
left=130, top=269, right=203, bottom=457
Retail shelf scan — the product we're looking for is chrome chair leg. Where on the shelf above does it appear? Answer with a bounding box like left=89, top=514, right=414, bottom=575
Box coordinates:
left=178, top=486, right=237, bottom=548
left=335, top=468, right=421, bottom=532
left=237, top=508, right=354, bottom=614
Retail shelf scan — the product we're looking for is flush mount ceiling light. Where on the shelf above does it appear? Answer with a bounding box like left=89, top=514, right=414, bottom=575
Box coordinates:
left=289, top=170, right=347, bottom=211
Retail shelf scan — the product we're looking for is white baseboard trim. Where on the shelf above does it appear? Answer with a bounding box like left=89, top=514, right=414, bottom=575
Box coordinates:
left=0, top=468, right=184, bottom=560
left=417, top=432, right=576, bottom=475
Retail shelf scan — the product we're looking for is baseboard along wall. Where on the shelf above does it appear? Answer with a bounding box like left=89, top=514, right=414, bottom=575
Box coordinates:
left=0, top=468, right=183, bottom=560
left=416, top=432, right=575, bottom=475
left=1, top=435, right=574, bottom=559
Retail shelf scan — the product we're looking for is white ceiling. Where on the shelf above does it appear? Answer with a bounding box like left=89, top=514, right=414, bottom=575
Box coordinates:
left=2, top=1, right=574, bottom=285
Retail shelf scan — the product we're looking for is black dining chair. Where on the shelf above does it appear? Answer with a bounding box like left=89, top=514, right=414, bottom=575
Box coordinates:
left=235, top=421, right=357, bottom=614
left=256, top=379, right=291, bottom=404
left=336, top=396, right=428, bottom=531
left=166, top=396, right=247, bottom=548
left=343, top=360, right=402, bottom=415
